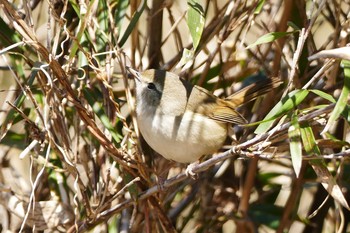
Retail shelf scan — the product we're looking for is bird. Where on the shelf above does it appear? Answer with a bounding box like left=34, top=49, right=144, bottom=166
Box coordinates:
left=127, top=67, right=280, bottom=164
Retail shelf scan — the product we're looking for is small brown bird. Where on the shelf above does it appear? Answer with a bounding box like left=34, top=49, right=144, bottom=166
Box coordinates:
left=128, top=67, right=280, bottom=163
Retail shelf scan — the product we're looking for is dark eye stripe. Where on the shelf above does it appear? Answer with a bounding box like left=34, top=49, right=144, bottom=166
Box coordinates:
left=147, top=83, right=156, bottom=90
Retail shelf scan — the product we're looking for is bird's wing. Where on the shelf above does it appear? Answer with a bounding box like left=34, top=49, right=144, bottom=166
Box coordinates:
left=187, top=85, right=247, bottom=125
left=225, top=77, right=282, bottom=107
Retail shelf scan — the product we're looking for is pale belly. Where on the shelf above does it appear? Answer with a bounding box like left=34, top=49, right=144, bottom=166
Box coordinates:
left=137, top=112, right=228, bottom=163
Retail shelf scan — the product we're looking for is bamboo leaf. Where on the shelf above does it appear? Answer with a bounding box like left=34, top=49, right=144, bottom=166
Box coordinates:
left=118, top=0, right=146, bottom=47
left=247, top=31, right=295, bottom=49
left=69, top=0, right=98, bottom=58
left=300, top=122, right=321, bottom=155
left=115, top=0, right=130, bottom=37
left=255, top=89, right=309, bottom=134
left=83, top=88, right=122, bottom=144
left=287, top=21, right=301, bottom=30
left=322, top=60, right=350, bottom=133
left=0, top=66, right=36, bottom=141
left=310, top=163, right=350, bottom=210
left=187, top=0, right=205, bottom=50
left=176, top=48, right=195, bottom=70
left=254, top=0, right=265, bottom=14
left=288, top=113, right=302, bottom=177
left=300, top=122, right=349, bottom=210
left=308, top=47, right=350, bottom=61
left=309, top=89, right=336, bottom=103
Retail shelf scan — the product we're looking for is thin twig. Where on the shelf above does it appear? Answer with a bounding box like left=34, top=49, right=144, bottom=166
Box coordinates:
left=87, top=104, right=335, bottom=225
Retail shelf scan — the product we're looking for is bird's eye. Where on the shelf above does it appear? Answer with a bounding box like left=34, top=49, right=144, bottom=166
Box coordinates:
left=147, top=83, right=156, bottom=90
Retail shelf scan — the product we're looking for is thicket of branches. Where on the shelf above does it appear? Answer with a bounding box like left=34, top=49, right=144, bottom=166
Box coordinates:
left=0, top=0, right=349, bottom=232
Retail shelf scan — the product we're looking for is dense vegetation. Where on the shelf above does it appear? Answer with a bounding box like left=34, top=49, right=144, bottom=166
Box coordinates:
left=0, top=0, right=349, bottom=232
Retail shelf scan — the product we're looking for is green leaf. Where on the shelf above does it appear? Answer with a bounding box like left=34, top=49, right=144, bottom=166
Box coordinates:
left=187, top=0, right=205, bottom=50
left=322, top=60, right=350, bottom=133
left=300, top=122, right=350, bottom=210
left=258, top=172, right=284, bottom=184
left=300, top=122, right=321, bottom=155
left=95, top=1, right=109, bottom=53
left=287, top=21, right=301, bottom=31
left=176, top=48, right=194, bottom=69
left=0, top=17, right=22, bottom=50
left=12, top=108, right=31, bottom=125
left=255, top=89, right=309, bottom=134
left=254, top=0, right=265, bottom=14
left=0, top=66, right=36, bottom=141
left=249, top=204, right=283, bottom=229
left=309, top=89, right=336, bottom=103
left=343, top=105, right=350, bottom=123
left=68, top=0, right=80, bottom=14
left=288, top=112, right=302, bottom=177
left=83, top=87, right=122, bottom=143
left=190, top=64, right=222, bottom=88
left=97, top=1, right=108, bottom=33
left=115, top=0, right=130, bottom=37
left=118, top=0, right=146, bottom=47
left=69, top=0, right=98, bottom=58
left=247, top=31, right=295, bottom=49
left=0, top=131, right=26, bottom=149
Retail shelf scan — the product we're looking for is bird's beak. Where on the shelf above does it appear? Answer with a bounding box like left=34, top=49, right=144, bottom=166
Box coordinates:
left=126, top=66, right=141, bottom=82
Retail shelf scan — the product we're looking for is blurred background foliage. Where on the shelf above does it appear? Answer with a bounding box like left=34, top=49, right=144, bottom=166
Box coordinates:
left=0, top=0, right=349, bottom=232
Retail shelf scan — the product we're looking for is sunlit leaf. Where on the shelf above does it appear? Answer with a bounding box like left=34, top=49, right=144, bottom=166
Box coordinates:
left=300, top=122, right=321, bottom=155
left=309, top=89, right=336, bottom=103
left=255, top=89, right=309, bottom=134
left=322, top=60, right=350, bottom=133
left=289, top=112, right=302, bottom=177
left=308, top=47, right=350, bottom=61
left=247, top=31, right=296, bottom=49
left=176, top=48, right=194, bottom=70
left=300, top=123, right=350, bottom=210
left=254, top=0, right=265, bottom=14
left=187, top=0, right=205, bottom=50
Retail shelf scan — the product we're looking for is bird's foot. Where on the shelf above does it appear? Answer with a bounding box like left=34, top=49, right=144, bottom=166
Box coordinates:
left=185, top=162, right=199, bottom=179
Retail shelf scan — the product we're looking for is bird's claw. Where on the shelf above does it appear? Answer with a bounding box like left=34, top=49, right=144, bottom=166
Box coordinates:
left=185, top=162, right=198, bottom=179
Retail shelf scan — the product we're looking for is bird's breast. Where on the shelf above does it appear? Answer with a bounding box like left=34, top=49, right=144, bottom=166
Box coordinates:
left=137, top=111, right=228, bottom=163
